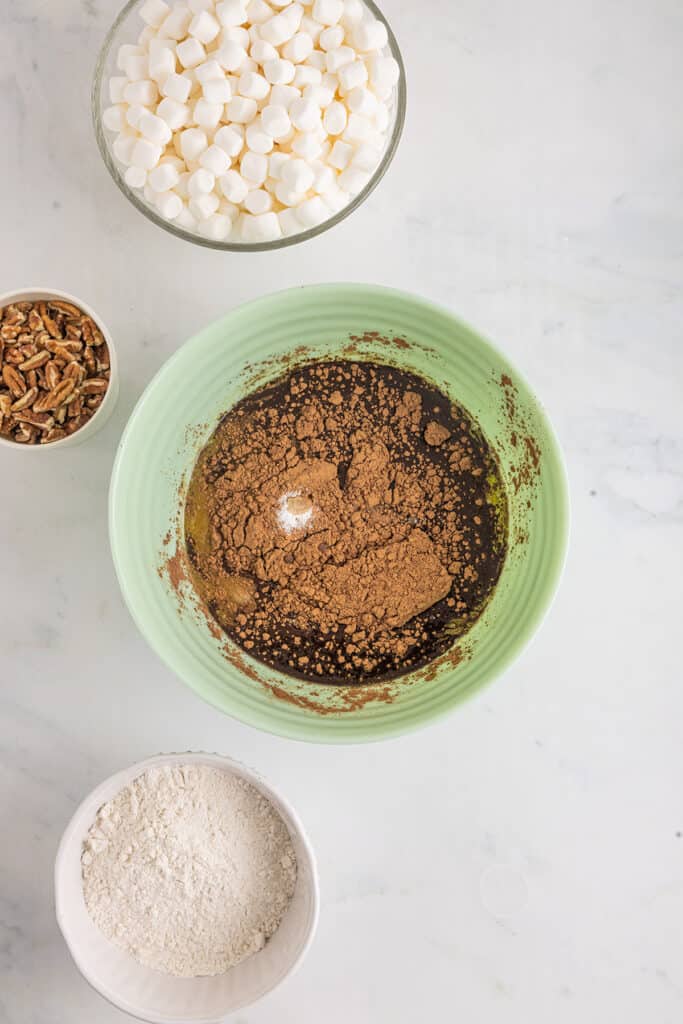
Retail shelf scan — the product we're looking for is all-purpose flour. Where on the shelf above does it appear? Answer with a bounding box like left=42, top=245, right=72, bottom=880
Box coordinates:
left=81, top=763, right=297, bottom=977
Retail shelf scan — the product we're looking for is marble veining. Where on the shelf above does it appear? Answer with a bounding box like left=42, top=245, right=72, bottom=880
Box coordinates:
left=1, top=1, right=682, bottom=1022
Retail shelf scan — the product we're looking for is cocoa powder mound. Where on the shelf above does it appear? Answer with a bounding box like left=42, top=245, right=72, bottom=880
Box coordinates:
left=185, top=361, right=507, bottom=683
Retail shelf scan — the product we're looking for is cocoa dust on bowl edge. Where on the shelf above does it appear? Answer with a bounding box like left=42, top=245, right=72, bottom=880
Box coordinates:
left=185, top=359, right=508, bottom=685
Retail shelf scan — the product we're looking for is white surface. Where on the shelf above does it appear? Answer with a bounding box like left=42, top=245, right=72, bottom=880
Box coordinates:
left=55, top=753, right=318, bottom=1022
left=1, top=1, right=682, bottom=1022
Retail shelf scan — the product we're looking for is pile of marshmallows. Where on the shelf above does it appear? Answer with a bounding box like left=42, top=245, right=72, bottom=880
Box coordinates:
left=103, top=0, right=400, bottom=243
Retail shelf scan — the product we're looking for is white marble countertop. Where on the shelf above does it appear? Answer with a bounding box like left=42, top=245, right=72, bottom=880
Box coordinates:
left=2, top=1, right=682, bottom=1021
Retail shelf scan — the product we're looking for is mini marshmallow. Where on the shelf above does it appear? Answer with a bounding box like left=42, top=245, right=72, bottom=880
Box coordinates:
left=291, top=131, right=322, bottom=160
left=240, top=149, right=268, bottom=184
left=226, top=95, right=258, bottom=122
left=260, top=12, right=297, bottom=45
left=260, top=103, right=291, bottom=138
left=123, top=79, right=159, bottom=106
left=368, top=55, right=400, bottom=92
left=188, top=167, right=216, bottom=195
left=219, top=169, right=250, bottom=202
left=108, top=76, right=127, bottom=103
left=216, top=40, right=248, bottom=71
left=245, top=0, right=273, bottom=22
left=194, top=60, right=224, bottom=84
left=214, top=123, right=245, bottom=155
left=216, top=0, right=248, bottom=26
left=138, top=111, right=173, bottom=146
left=283, top=3, right=304, bottom=30
left=240, top=211, right=282, bottom=241
left=311, top=161, right=335, bottom=193
left=270, top=84, right=300, bottom=109
left=238, top=70, right=271, bottom=98
left=251, top=39, right=278, bottom=62
left=306, top=50, right=327, bottom=71
left=370, top=102, right=387, bottom=132
left=275, top=180, right=306, bottom=205
left=198, top=213, right=232, bottom=240
left=116, top=44, right=143, bottom=72
left=246, top=119, right=274, bottom=153
left=144, top=182, right=157, bottom=204
left=189, top=0, right=214, bottom=11
left=338, top=165, right=369, bottom=192
left=161, top=72, right=192, bottom=102
left=293, top=64, right=322, bottom=88
left=131, top=138, right=163, bottom=170
left=282, top=32, right=313, bottom=63
left=268, top=151, right=290, bottom=177
left=124, top=164, right=147, bottom=189
left=219, top=198, right=240, bottom=218
left=351, top=141, right=381, bottom=171
left=303, top=82, right=334, bottom=107
left=281, top=156, right=314, bottom=192
left=189, top=9, right=220, bottom=43
left=159, top=7, right=192, bottom=40
left=340, top=0, right=364, bottom=26
left=296, top=195, right=329, bottom=227
left=300, top=14, right=323, bottom=43
left=102, top=105, right=125, bottom=132
left=148, top=161, right=181, bottom=191
left=343, top=111, right=372, bottom=141
left=243, top=188, right=273, bottom=214
left=174, top=204, right=198, bottom=229
left=346, top=84, right=377, bottom=116
left=319, top=25, right=344, bottom=50
left=312, top=0, right=343, bottom=25
left=278, top=207, right=300, bottom=235
left=263, top=58, right=295, bottom=85
left=328, top=138, right=353, bottom=169
left=149, top=46, right=176, bottom=82
left=224, top=25, right=251, bottom=45
left=323, top=100, right=347, bottom=134
left=199, top=144, right=232, bottom=175
left=124, top=54, right=149, bottom=81
left=156, top=190, right=184, bottom=219
left=289, top=96, right=320, bottom=131
left=325, top=46, right=354, bottom=73
left=337, top=58, right=367, bottom=93
left=202, top=77, right=233, bottom=103
left=193, top=97, right=224, bottom=128
left=177, top=38, right=207, bottom=70
left=113, top=134, right=137, bottom=165
left=125, top=104, right=145, bottom=128
left=353, top=18, right=388, bottom=51
left=189, top=191, right=220, bottom=219
left=180, top=126, right=209, bottom=160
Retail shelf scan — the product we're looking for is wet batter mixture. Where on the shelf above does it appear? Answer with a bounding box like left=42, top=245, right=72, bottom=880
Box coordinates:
left=185, top=360, right=507, bottom=684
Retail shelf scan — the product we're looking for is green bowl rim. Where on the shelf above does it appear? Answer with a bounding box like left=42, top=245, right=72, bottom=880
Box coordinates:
left=109, top=283, right=570, bottom=743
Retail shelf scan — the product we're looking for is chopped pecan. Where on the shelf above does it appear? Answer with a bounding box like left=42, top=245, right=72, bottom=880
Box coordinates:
left=80, top=378, right=108, bottom=395
left=49, top=300, right=82, bottom=318
left=44, top=361, right=61, bottom=389
left=19, top=350, right=50, bottom=371
left=2, top=364, right=27, bottom=396
left=42, top=427, right=67, bottom=443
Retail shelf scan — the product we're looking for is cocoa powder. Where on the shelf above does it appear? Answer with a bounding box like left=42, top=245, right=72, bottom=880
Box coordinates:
left=185, top=361, right=507, bottom=684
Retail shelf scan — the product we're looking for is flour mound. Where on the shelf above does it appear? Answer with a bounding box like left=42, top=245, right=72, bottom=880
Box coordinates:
left=81, top=764, right=297, bottom=977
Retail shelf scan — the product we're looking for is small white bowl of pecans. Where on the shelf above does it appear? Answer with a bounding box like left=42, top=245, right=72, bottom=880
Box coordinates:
left=0, top=288, right=118, bottom=449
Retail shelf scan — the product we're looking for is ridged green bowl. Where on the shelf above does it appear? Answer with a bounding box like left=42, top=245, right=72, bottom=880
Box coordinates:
left=110, top=285, right=568, bottom=743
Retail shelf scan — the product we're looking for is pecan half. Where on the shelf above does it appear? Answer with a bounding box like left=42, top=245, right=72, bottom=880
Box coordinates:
left=2, top=364, right=27, bottom=396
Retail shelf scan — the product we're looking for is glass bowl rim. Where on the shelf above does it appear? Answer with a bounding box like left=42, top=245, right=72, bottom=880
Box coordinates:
left=91, top=0, right=407, bottom=252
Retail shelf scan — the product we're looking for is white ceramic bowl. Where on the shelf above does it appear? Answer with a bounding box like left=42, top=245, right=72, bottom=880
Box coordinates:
left=55, top=752, right=319, bottom=1023
left=0, top=287, right=119, bottom=451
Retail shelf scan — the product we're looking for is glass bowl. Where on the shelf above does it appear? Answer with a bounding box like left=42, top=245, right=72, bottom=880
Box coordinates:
left=92, top=0, right=406, bottom=252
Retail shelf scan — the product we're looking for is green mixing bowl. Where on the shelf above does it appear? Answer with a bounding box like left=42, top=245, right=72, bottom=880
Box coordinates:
left=110, top=285, right=569, bottom=743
